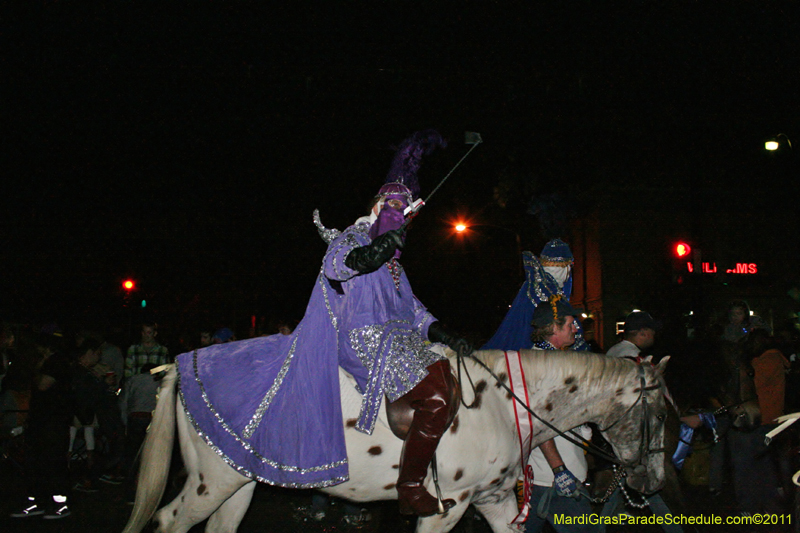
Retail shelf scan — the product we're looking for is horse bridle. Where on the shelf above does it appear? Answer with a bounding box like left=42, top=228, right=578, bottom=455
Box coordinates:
left=456, top=351, right=666, bottom=470
left=597, top=363, right=667, bottom=474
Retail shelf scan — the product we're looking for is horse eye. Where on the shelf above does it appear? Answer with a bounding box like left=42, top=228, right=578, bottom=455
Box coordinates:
left=656, top=414, right=666, bottom=422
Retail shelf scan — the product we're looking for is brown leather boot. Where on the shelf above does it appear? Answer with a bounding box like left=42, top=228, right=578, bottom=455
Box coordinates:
left=394, top=360, right=457, bottom=516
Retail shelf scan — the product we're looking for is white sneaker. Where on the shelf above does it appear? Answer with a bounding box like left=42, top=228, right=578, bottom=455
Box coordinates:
left=43, top=505, right=71, bottom=519
left=10, top=498, right=44, bottom=518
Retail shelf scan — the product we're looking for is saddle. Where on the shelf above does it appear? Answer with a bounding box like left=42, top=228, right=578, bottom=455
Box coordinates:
left=385, top=366, right=461, bottom=440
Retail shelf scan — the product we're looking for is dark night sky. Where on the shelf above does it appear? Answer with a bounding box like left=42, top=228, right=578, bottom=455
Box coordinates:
left=2, top=3, right=798, bottom=339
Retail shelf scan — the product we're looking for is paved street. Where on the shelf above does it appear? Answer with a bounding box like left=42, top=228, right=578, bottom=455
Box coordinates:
left=0, top=450, right=792, bottom=533
left=0, top=458, right=491, bottom=533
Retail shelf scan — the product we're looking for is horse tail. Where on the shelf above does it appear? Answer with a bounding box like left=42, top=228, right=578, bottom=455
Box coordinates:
left=122, top=364, right=178, bottom=533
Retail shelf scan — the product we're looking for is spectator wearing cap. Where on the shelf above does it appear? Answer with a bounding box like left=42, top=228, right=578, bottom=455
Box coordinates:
left=525, top=296, right=595, bottom=533
left=211, top=327, right=235, bottom=344
left=530, top=296, right=583, bottom=351
left=605, top=311, right=661, bottom=361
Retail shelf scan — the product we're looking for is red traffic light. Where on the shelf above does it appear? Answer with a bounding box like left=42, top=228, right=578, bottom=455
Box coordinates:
left=122, top=279, right=135, bottom=291
left=674, top=242, right=691, bottom=258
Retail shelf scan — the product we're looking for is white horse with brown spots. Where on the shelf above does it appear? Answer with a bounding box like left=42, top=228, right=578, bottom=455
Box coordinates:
left=123, top=349, right=670, bottom=533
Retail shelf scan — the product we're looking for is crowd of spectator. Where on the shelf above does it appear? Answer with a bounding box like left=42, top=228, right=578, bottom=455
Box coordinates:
left=2, top=305, right=799, bottom=525
left=0, top=317, right=282, bottom=520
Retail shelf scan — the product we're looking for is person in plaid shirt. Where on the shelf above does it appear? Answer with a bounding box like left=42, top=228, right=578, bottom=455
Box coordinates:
left=124, top=323, right=169, bottom=380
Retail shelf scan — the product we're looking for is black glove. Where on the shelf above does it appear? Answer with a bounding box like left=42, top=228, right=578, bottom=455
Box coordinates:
left=428, top=321, right=473, bottom=356
left=344, top=230, right=404, bottom=273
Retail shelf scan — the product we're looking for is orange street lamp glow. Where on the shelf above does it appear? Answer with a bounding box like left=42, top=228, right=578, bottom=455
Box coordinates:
left=454, top=223, right=468, bottom=232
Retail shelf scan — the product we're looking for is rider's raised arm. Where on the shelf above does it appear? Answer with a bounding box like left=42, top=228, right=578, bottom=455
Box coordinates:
left=323, top=225, right=369, bottom=282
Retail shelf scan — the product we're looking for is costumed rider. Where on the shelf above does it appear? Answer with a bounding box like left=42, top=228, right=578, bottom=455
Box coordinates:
left=176, top=130, right=469, bottom=519
left=319, top=129, right=471, bottom=516
left=482, top=239, right=588, bottom=352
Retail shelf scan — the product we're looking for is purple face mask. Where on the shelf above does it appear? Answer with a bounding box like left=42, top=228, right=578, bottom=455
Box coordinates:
left=370, top=194, right=407, bottom=257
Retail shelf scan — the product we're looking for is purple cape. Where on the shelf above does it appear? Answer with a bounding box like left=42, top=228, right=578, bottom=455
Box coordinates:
left=178, top=221, right=442, bottom=488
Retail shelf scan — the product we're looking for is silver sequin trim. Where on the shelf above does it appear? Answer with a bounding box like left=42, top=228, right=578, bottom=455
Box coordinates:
left=319, top=270, right=338, bottom=331
left=185, top=348, right=347, bottom=476
left=350, top=324, right=383, bottom=373
left=333, top=230, right=364, bottom=278
left=351, top=223, right=370, bottom=237
left=417, top=310, right=435, bottom=330
left=524, top=252, right=564, bottom=303
left=242, top=329, right=301, bottom=438
left=313, top=209, right=342, bottom=244
left=348, top=321, right=444, bottom=403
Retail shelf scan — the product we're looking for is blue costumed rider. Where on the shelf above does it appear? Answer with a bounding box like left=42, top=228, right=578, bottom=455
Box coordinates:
left=483, top=238, right=588, bottom=352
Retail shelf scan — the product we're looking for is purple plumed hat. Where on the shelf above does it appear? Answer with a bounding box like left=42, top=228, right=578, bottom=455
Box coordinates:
left=377, top=129, right=447, bottom=201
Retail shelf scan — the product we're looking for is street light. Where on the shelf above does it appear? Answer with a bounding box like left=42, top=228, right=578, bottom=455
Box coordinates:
left=451, top=220, right=522, bottom=276
left=765, top=133, right=792, bottom=151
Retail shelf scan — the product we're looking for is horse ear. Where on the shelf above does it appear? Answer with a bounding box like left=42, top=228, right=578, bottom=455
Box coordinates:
left=641, top=355, right=653, bottom=364
left=654, top=355, right=670, bottom=376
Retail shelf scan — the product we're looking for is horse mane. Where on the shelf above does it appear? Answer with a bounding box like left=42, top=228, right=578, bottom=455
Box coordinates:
left=466, top=349, right=638, bottom=392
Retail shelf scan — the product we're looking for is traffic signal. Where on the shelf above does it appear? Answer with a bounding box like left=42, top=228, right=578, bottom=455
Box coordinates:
left=674, top=242, right=691, bottom=258
left=670, top=241, right=703, bottom=283
left=671, top=242, right=692, bottom=283
left=121, top=278, right=137, bottom=308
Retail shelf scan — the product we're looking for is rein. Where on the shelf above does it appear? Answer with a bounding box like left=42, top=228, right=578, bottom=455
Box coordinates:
left=456, top=350, right=664, bottom=469
left=597, top=363, right=666, bottom=474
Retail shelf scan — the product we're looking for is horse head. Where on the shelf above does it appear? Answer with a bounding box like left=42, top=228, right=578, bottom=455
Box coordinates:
left=598, top=356, right=671, bottom=495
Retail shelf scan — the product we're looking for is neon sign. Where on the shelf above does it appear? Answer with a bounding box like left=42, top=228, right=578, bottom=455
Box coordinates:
left=686, top=262, right=758, bottom=274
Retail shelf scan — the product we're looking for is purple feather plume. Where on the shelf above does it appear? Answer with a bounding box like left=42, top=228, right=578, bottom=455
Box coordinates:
left=384, top=129, right=447, bottom=199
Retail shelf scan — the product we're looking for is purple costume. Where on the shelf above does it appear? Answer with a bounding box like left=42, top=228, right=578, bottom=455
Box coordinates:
left=177, top=218, right=444, bottom=488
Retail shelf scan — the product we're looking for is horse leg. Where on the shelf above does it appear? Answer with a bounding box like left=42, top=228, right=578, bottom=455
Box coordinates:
left=153, top=404, right=251, bottom=533
left=205, top=481, right=256, bottom=533
left=415, top=501, right=469, bottom=533
left=472, top=492, right=521, bottom=533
